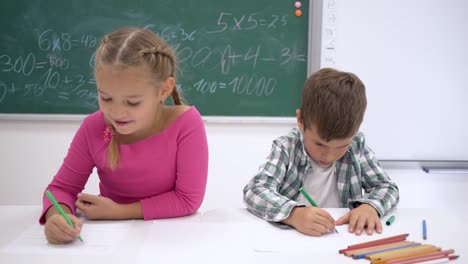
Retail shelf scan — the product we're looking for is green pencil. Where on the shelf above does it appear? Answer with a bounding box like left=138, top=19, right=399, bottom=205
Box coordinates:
left=45, top=190, right=83, bottom=242
left=299, top=187, right=338, bottom=233
left=299, top=187, right=319, bottom=207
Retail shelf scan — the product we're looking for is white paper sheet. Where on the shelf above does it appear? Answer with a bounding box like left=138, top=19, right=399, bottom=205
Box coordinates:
left=136, top=218, right=256, bottom=264
left=1, top=221, right=129, bottom=255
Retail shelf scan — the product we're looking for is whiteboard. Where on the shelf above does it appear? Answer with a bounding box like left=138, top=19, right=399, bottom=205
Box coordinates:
left=321, top=0, right=468, bottom=161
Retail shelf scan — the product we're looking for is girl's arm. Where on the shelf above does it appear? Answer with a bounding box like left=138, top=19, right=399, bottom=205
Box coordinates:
left=139, top=112, right=209, bottom=219
left=39, top=116, right=96, bottom=224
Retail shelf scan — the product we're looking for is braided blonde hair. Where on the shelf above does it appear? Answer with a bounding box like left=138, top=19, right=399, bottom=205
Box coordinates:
left=94, top=27, right=183, bottom=169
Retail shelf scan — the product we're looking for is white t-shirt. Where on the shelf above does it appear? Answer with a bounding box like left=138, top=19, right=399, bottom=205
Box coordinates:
left=298, top=159, right=341, bottom=207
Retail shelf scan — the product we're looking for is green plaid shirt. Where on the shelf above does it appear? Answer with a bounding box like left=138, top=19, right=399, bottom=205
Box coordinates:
left=243, top=128, right=399, bottom=223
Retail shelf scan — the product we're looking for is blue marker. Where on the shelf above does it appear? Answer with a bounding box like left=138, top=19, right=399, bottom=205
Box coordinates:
left=422, top=219, right=427, bottom=240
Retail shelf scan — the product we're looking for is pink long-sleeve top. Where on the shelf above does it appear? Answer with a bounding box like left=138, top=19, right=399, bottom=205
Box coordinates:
left=39, top=106, right=208, bottom=224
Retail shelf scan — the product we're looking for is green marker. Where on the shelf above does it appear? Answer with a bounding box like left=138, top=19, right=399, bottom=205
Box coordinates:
left=299, top=187, right=319, bottom=207
left=299, top=187, right=338, bottom=233
left=386, top=215, right=396, bottom=226
left=45, top=190, right=83, bottom=242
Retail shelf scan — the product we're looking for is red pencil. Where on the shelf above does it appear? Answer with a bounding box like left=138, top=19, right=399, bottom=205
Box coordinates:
left=344, top=241, right=415, bottom=257
left=339, top=234, right=410, bottom=254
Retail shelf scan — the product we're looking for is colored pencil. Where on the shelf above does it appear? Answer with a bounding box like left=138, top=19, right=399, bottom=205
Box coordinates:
left=417, top=255, right=459, bottom=264
left=353, top=243, right=422, bottom=259
left=299, top=188, right=338, bottom=233
left=338, top=234, right=410, bottom=254
left=386, top=250, right=455, bottom=264
left=386, top=215, right=396, bottom=226
left=423, top=219, right=428, bottom=240
left=368, top=244, right=438, bottom=260
left=370, top=249, right=454, bottom=263
left=45, top=190, right=83, bottom=242
left=370, top=246, right=441, bottom=263
left=344, top=241, right=414, bottom=257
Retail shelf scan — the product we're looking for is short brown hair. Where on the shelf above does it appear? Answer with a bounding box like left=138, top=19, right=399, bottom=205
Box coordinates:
left=300, top=68, right=367, bottom=141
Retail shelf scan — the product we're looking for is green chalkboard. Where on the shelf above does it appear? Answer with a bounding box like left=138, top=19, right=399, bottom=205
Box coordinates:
left=0, top=0, right=310, bottom=117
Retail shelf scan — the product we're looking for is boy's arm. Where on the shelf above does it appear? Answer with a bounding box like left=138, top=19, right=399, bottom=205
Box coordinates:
left=243, top=140, right=301, bottom=223
left=350, top=136, right=399, bottom=217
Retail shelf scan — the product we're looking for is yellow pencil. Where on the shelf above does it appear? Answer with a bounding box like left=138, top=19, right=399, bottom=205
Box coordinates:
left=367, top=244, right=438, bottom=260
left=371, top=249, right=454, bottom=264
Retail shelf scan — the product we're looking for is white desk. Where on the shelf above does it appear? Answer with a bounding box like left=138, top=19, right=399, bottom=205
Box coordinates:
left=0, top=206, right=466, bottom=264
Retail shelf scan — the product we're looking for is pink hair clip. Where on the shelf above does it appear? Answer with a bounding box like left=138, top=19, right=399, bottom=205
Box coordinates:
left=103, top=125, right=114, bottom=143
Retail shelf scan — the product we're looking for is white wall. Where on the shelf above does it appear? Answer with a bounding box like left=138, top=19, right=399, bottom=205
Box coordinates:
left=0, top=119, right=293, bottom=208
left=2, top=119, right=468, bottom=210
left=322, top=0, right=468, bottom=160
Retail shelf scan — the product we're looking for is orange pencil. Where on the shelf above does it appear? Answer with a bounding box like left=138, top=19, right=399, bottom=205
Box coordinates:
left=339, top=234, right=410, bottom=254
left=368, top=244, right=438, bottom=260
left=370, top=246, right=441, bottom=264
left=386, top=250, right=455, bottom=264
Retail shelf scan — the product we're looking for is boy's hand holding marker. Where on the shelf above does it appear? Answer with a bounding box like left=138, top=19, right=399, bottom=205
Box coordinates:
left=283, top=206, right=337, bottom=236
left=282, top=188, right=337, bottom=236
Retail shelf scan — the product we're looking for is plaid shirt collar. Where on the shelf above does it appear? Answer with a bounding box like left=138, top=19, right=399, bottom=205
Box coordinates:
left=296, top=129, right=310, bottom=167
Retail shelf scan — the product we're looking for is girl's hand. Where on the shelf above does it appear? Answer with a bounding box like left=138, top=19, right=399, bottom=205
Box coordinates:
left=75, top=193, right=121, bottom=220
left=335, top=203, right=382, bottom=235
left=44, top=213, right=83, bottom=244
left=283, top=206, right=336, bottom=236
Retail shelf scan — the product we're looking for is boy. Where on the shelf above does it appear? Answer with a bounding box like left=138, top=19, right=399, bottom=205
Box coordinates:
left=243, top=68, right=399, bottom=236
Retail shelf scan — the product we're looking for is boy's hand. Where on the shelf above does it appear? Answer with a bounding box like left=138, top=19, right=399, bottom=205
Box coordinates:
left=283, top=206, right=336, bottom=236
left=44, top=213, right=83, bottom=244
left=335, top=203, right=382, bottom=235
left=75, top=193, right=121, bottom=220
